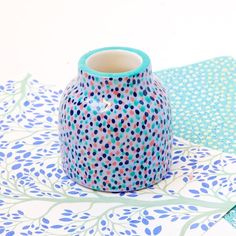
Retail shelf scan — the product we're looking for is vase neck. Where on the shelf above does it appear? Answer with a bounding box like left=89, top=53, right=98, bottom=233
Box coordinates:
left=78, top=65, right=153, bottom=96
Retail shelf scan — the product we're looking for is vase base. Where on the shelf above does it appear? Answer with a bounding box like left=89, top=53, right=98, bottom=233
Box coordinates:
left=62, top=162, right=171, bottom=193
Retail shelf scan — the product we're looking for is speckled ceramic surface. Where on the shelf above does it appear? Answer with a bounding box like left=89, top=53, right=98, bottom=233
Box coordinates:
left=58, top=47, right=172, bottom=192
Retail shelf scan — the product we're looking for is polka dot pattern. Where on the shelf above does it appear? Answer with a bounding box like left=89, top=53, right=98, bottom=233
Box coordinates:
left=59, top=65, right=172, bottom=192
left=155, top=56, right=236, bottom=153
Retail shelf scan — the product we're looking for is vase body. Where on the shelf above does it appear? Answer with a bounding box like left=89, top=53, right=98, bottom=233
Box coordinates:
left=59, top=47, right=172, bottom=192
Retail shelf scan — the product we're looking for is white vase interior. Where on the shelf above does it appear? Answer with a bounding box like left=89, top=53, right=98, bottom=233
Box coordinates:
left=86, top=50, right=143, bottom=73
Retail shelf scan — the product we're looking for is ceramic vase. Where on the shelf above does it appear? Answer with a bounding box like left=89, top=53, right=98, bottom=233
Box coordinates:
left=59, top=47, right=172, bottom=192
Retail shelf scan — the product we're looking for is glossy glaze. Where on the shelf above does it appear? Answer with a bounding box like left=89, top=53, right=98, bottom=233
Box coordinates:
left=59, top=47, right=172, bottom=192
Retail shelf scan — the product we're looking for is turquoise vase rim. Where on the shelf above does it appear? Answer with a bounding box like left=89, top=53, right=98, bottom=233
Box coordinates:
left=78, top=46, right=151, bottom=78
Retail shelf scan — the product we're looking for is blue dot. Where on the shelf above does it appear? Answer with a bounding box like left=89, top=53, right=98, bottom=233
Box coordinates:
left=12, top=163, right=21, bottom=170
left=101, top=220, right=106, bottom=226
left=46, top=117, right=53, bottom=122
left=6, top=231, right=15, bottom=236
left=24, top=101, right=30, bottom=106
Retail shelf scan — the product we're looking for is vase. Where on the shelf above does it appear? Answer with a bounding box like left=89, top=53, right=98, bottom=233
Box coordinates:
left=58, top=46, right=172, bottom=192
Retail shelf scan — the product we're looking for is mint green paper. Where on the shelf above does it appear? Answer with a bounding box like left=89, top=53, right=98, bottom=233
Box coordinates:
left=155, top=56, right=236, bottom=228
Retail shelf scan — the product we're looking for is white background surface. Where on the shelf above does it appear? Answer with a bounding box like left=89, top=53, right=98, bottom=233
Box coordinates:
left=0, top=0, right=236, bottom=88
left=0, top=0, right=235, bottom=235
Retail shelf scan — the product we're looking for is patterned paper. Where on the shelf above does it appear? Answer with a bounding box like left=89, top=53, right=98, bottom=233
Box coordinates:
left=0, top=78, right=236, bottom=236
left=155, top=56, right=236, bottom=154
left=155, top=56, right=236, bottom=228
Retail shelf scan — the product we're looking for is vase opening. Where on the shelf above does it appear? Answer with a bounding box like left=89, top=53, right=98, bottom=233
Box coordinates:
left=86, top=50, right=143, bottom=73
